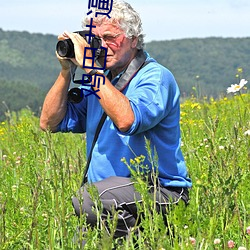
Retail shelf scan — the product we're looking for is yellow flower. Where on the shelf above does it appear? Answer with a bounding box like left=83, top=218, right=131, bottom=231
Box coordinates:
left=130, top=159, right=135, bottom=165
left=135, top=157, right=141, bottom=164
left=191, top=103, right=201, bottom=109
left=237, top=67, right=243, bottom=73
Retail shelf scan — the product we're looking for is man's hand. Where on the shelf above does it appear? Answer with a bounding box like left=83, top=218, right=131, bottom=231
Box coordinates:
left=60, top=31, right=92, bottom=69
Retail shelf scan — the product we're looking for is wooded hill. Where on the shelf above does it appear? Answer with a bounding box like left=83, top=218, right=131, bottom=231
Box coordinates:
left=0, top=28, right=249, bottom=120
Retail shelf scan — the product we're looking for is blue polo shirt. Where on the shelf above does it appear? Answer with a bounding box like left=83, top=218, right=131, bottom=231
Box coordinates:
left=57, top=53, right=192, bottom=188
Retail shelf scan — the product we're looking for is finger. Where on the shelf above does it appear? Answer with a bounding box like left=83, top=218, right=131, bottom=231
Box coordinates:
left=55, top=51, right=65, bottom=60
left=65, top=31, right=86, bottom=44
left=58, top=34, right=67, bottom=41
left=55, top=51, right=72, bottom=62
left=58, top=31, right=70, bottom=41
left=64, top=31, right=76, bottom=40
left=55, top=50, right=80, bottom=68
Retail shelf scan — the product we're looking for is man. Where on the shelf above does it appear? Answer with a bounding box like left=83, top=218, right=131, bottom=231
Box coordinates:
left=40, top=0, right=192, bottom=242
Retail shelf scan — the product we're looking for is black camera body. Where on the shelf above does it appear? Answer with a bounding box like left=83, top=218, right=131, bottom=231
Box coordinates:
left=56, top=31, right=102, bottom=58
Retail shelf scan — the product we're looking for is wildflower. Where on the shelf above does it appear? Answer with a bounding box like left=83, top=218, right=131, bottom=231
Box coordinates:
left=237, top=68, right=243, bottom=73
left=121, top=157, right=126, bottom=163
left=191, top=103, right=201, bottom=109
left=189, top=237, right=196, bottom=246
left=12, top=185, right=18, bottom=192
left=69, top=164, right=74, bottom=171
left=214, top=238, right=221, bottom=244
left=238, top=247, right=246, bottom=250
left=227, top=79, right=248, bottom=93
left=228, top=240, right=235, bottom=248
left=246, top=226, right=250, bottom=235
left=135, top=156, right=141, bottom=164
left=219, top=145, right=224, bottom=150
left=42, top=213, right=48, bottom=221
left=130, top=159, right=135, bottom=165
left=196, top=180, right=202, bottom=185
left=244, top=130, right=250, bottom=136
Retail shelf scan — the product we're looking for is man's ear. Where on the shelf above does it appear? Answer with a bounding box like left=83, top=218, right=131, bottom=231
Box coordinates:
left=131, top=36, right=139, bottom=49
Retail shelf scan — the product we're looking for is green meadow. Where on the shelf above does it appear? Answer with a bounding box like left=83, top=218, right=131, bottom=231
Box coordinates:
left=0, top=91, right=249, bottom=249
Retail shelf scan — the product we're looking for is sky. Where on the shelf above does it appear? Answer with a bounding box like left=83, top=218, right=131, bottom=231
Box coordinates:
left=0, top=0, right=250, bottom=42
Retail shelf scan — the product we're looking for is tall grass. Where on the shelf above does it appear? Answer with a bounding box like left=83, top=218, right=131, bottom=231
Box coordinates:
left=0, top=93, right=249, bottom=249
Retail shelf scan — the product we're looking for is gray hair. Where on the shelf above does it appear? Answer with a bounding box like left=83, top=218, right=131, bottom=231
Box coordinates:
left=82, top=0, right=145, bottom=49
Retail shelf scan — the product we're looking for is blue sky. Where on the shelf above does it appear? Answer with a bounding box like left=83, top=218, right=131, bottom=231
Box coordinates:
left=1, top=0, right=250, bottom=42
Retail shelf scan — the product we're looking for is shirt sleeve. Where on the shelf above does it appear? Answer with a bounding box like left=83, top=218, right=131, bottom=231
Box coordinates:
left=119, top=63, right=180, bottom=135
left=56, top=97, right=87, bottom=133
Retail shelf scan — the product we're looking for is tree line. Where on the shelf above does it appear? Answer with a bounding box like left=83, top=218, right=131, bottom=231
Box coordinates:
left=0, top=28, right=249, bottom=120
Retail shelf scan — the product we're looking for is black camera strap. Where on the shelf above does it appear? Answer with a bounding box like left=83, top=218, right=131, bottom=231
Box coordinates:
left=81, top=50, right=150, bottom=186
left=81, top=111, right=107, bottom=185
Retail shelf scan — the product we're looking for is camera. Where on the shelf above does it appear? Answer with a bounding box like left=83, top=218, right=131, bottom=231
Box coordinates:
left=56, top=31, right=102, bottom=58
left=68, top=87, right=84, bottom=103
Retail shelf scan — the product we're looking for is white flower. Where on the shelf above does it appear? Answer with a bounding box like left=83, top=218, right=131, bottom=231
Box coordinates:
left=189, top=237, right=196, bottom=245
left=244, top=130, right=250, bottom=136
left=227, top=79, right=248, bottom=93
left=214, top=238, right=221, bottom=244
left=238, top=247, right=246, bottom=250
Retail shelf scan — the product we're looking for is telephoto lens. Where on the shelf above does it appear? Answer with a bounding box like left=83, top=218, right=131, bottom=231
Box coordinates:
left=56, top=39, right=75, bottom=58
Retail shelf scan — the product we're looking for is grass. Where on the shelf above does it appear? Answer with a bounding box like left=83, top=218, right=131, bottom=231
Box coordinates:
left=0, top=93, right=249, bottom=249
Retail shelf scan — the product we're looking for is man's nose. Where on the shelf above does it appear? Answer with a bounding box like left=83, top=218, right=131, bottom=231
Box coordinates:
left=100, top=38, right=108, bottom=48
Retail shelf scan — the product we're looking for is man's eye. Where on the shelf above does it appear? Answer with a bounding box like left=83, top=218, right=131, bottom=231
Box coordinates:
left=104, top=35, right=115, bottom=41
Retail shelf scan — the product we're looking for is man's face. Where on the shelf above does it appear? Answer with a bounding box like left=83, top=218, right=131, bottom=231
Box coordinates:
left=92, top=21, right=137, bottom=73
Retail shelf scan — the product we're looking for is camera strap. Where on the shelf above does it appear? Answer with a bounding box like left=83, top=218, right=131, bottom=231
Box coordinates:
left=81, top=50, right=150, bottom=186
